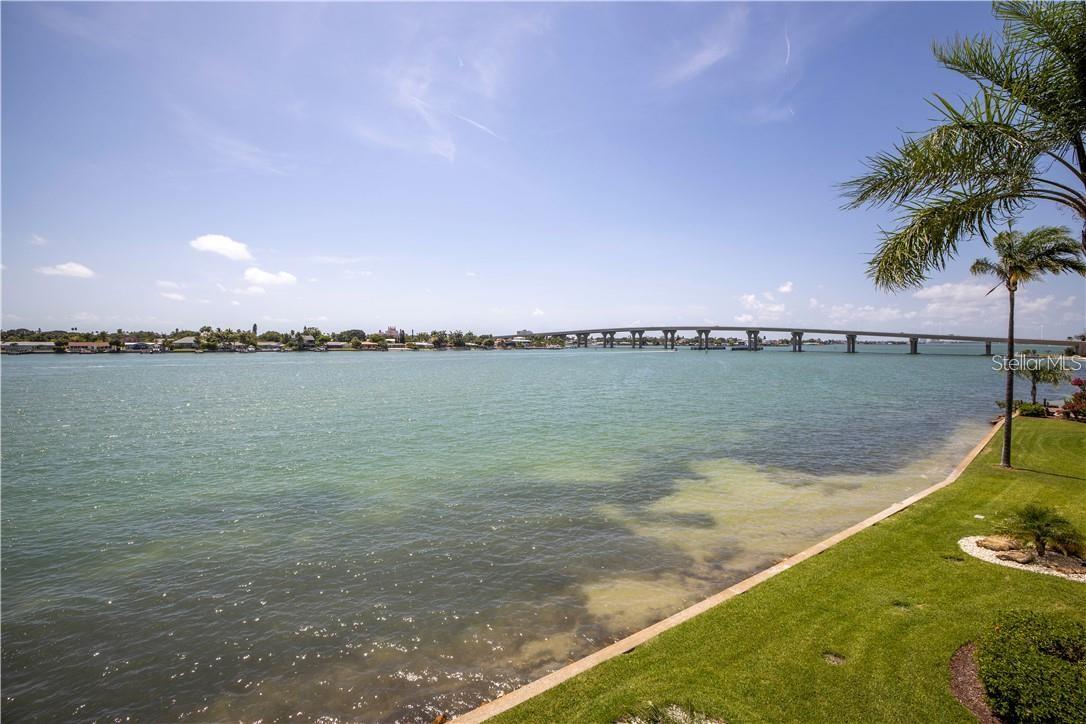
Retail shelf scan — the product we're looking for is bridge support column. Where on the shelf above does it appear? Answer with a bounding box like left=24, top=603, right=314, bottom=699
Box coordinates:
left=663, top=329, right=677, bottom=350
left=576, top=332, right=588, bottom=348
left=630, top=330, right=645, bottom=348
left=985, top=340, right=992, bottom=356
left=909, top=337, right=918, bottom=354
left=697, top=329, right=710, bottom=350
left=746, top=330, right=761, bottom=351
left=790, top=331, right=804, bottom=352
left=846, top=334, right=857, bottom=353
left=603, top=331, right=616, bottom=348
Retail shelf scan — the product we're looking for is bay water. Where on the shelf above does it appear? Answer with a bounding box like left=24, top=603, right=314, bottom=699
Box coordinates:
left=1, top=344, right=1069, bottom=721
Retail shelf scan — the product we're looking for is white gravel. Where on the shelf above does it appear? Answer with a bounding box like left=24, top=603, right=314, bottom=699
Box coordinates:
left=958, top=537, right=1086, bottom=583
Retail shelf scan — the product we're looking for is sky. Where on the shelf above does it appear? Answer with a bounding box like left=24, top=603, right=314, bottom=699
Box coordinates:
left=2, top=1, right=1084, bottom=338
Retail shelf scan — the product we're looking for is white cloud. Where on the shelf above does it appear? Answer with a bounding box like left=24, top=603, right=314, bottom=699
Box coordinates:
left=230, top=300, right=241, bottom=306
left=72, top=311, right=100, bottom=323
left=808, top=297, right=820, bottom=309
left=160, top=292, right=185, bottom=301
left=736, top=292, right=785, bottom=322
left=777, top=281, right=793, bottom=293
left=216, top=282, right=266, bottom=296
left=35, top=261, right=96, bottom=278
left=156, top=280, right=181, bottom=289
left=1018, top=295, right=1054, bottom=315
left=243, top=267, right=297, bottom=286
left=465, top=271, right=477, bottom=277
left=311, top=255, right=371, bottom=265
left=190, top=234, right=253, bottom=261
left=532, top=308, right=545, bottom=316
left=828, top=303, right=916, bottom=324
left=912, top=281, right=1000, bottom=321
left=1058, top=296, right=1078, bottom=308
left=30, top=234, right=48, bottom=246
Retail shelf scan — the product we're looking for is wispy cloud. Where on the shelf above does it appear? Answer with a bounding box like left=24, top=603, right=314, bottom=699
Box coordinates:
left=156, top=280, right=181, bottom=289
left=30, top=234, right=48, bottom=247
left=777, top=281, right=794, bottom=293
left=656, top=5, right=749, bottom=87
left=452, top=112, right=501, bottom=139
left=160, top=292, right=185, bottom=301
left=35, top=262, right=96, bottom=278
left=172, top=104, right=287, bottom=176
left=353, top=10, right=546, bottom=162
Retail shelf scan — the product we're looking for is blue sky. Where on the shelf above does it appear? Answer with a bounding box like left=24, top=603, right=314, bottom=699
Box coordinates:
left=2, top=1, right=1083, bottom=337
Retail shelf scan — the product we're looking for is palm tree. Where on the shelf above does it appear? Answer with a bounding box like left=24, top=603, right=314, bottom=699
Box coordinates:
left=843, top=2, right=1086, bottom=290
left=970, top=226, right=1085, bottom=467
left=998, top=503, right=1083, bottom=558
left=1014, top=348, right=1072, bottom=404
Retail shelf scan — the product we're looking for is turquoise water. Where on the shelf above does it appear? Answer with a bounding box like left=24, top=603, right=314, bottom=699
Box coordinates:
left=0, top=345, right=1069, bottom=721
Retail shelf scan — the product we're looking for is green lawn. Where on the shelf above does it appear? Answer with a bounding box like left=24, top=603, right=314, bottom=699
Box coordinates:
left=494, top=418, right=1086, bottom=723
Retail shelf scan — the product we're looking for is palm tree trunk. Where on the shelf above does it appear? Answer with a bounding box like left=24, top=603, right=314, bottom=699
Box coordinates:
left=1002, top=288, right=1015, bottom=468
left=1031, top=380, right=1038, bottom=405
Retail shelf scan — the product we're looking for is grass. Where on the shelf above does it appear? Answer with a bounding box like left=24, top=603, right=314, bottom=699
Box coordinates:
left=493, top=418, right=1086, bottom=723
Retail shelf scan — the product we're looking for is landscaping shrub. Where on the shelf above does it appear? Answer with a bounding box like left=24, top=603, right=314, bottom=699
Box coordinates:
left=977, top=611, right=1086, bottom=724
left=1063, top=379, right=1086, bottom=422
left=1019, top=403, right=1047, bottom=417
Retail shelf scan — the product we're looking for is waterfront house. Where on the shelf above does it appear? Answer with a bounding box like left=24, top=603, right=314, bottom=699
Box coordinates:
left=357, top=340, right=382, bottom=350
left=2, top=341, right=58, bottom=353
left=123, top=341, right=153, bottom=352
left=301, top=335, right=316, bottom=349
left=69, top=341, right=111, bottom=353
left=326, top=341, right=348, bottom=350
left=257, top=341, right=283, bottom=351
left=172, top=336, right=198, bottom=350
left=413, top=341, right=434, bottom=350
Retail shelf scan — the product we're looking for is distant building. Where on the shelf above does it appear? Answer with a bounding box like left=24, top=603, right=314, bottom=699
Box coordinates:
left=326, top=341, right=348, bottom=350
left=516, top=329, right=533, bottom=336
left=172, top=336, right=198, bottom=349
left=257, top=341, right=283, bottom=351
left=301, top=334, right=316, bottom=349
left=68, top=341, right=111, bottom=353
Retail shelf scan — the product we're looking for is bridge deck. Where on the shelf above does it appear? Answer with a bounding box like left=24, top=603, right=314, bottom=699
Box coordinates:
left=501, top=326, right=1076, bottom=347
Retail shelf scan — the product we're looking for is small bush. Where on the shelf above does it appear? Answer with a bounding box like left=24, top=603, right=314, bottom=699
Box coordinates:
left=977, top=611, right=1086, bottom=724
left=1019, top=403, right=1047, bottom=417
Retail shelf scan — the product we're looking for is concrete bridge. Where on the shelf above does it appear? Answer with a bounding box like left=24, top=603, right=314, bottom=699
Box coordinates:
left=501, top=326, right=1085, bottom=355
